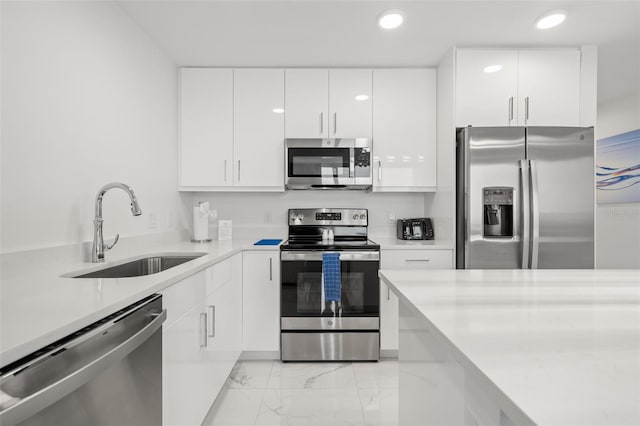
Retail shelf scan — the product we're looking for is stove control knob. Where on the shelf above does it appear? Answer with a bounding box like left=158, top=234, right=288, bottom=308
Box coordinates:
left=352, top=214, right=359, bottom=220
left=359, top=214, right=366, bottom=220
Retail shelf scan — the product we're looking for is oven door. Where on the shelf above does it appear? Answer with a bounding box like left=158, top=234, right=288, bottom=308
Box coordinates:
left=280, top=251, right=380, bottom=321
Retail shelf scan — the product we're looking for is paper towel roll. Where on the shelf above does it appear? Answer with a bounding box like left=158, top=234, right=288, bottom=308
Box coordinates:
left=193, top=207, right=209, bottom=241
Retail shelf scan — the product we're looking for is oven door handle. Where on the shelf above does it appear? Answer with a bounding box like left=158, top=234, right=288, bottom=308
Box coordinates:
left=280, top=251, right=380, bottom=261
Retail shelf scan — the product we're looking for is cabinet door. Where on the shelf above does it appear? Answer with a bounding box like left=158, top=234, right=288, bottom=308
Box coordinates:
left=455, top=49, right=518, bottom=127
left=204, top=275, right=242, bottom=402
left=373, top=69, right=437, bottom=191
left=180, top=68, right=233, bottom=187
left=234, top=69, right=285, bottom=189
left=380, top=280, right=399, bottom=351
left=285, top=69, right=328, bottom=138
left=163, top=300, right=212, bottom=426
left=242, top=251, right=280, bottom=351
left=329, top=69, right=372, bottom=138
left=518, top=49, right=581, bottom=126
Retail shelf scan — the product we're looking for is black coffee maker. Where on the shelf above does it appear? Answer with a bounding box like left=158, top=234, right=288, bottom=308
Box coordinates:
left=396, top=218, right=434, bottom=240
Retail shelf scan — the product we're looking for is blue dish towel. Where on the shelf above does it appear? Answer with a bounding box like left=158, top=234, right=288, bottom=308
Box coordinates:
left=322, top=252, right=341, bottom=302
left=253, top=239, right=283, bottom=246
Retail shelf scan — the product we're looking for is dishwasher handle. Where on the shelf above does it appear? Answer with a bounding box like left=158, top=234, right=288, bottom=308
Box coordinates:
left=0, top=309, right=166, bottom=426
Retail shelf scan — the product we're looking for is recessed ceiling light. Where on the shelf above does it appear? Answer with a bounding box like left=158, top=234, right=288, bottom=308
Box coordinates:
left=355, top=94, right=369, bottom=101
left=535, top=10, right=567, bottom=30
left=272, top=108, right=284, bottom=114
left=378, top=10, right=404, bottom=30
left=483, top=64, right=503, bottom=73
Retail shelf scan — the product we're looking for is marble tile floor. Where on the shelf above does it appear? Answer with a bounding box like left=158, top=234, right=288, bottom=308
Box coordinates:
left=202, top=359, right=400, bottom=426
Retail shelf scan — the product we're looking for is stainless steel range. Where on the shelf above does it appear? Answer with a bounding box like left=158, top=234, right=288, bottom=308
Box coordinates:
left=280, top=208, right=380, bottom=362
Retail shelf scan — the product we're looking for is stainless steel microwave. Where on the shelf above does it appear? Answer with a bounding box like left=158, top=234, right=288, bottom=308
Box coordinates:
left=285, top=138, right=372, bottom=190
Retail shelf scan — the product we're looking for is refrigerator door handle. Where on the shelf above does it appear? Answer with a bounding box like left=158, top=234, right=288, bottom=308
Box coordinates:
left=520, top=159, right=531, bottom=269
left=530, top=160, right=540, bottom=269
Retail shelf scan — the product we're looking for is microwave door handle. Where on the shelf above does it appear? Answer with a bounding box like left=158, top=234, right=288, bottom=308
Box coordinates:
left=350, top=148, right=355, bottom=178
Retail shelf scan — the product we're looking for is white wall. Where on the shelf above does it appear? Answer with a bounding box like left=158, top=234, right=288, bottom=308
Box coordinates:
left=190, top=192, right=426, bottom=240
left=596, top=92, right=640, bottom=268
left=1, top=1, right=187, bottom=253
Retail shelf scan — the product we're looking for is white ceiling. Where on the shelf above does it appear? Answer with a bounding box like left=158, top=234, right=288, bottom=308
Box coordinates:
left=118, top=0, right=640, bottom=103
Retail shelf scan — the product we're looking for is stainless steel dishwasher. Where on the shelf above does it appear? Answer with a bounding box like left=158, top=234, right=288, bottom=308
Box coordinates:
left=0, top=294, right=166, bottom=426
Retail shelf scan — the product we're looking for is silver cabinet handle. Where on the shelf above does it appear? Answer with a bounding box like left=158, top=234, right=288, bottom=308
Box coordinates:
left=508, top=97, right=514, bottom=124
left=237, top=160, right=241, bottom=181
left=530, top=160, right=540, bottom=269
left=334, top=112, right=337, bottom=135
left=404, top=259, right=431, bottom=262
left=378, top=160, right=382, bottom=182
left=200, top=312, right=207, bottom=347
left=269, top=257, right=273, bottom=281
left=525, top=96, right=530, bottom=124
left=520, top=159, right=531, bottom=269
left=320, top=112, right=323, bottom=135
left=208, top=305, right=216, bottom=338
left=224, top=160, right=228, bottom=182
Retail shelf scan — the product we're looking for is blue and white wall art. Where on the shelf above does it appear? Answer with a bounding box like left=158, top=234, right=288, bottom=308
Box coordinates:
left=596, top=128, right=640, bottom=204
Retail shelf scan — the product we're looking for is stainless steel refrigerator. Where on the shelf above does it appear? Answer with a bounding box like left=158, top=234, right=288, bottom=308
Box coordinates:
left=456, top=127, right=594, bottom=269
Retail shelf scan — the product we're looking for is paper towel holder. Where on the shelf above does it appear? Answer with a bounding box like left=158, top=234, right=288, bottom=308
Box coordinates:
left=191, top=201, right=215, bottom=243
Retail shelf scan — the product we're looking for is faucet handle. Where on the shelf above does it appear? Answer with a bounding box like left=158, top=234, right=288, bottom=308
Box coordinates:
left=106, top=233, right=120, bottom=251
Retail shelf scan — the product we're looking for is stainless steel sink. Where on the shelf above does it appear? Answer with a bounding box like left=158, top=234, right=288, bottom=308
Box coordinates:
left=68, top=253, right=207, bottom=278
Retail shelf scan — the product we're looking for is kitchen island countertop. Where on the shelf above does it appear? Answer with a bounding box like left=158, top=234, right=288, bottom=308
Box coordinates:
left=379, top=268, right=640, bottom=426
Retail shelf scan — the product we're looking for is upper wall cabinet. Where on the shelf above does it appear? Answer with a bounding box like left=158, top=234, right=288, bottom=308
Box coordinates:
left=517, top=50, right=581, bottom=126
left=372, top=69, right=437, bottom=191
left=180, top=68, right=233, bottom=187
left=284, top=69, right=372, bottom=139
left=329, top=69, right=373, bottom=138
left=180, top=68, right=285, bottom=191
left=456, top=48, right=581, bottom=127
left=285, top=69, right=329, bottom=138
left=233, top=69, right=285, bottom=189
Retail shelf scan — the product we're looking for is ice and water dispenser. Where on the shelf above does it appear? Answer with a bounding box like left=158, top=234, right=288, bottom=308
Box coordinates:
left=483, top=187, right=513, bottom=238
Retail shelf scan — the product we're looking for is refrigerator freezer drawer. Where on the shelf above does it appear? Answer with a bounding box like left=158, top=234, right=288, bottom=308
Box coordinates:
left=281, top=332, right=380, bottom=361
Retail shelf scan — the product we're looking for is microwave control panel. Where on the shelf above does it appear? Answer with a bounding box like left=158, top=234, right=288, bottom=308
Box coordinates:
left=354, top=148, right=371, bottom=177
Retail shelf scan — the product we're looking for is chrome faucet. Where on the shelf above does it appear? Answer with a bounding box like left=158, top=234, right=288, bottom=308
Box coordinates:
left=92, top=182, right=142, bottom=263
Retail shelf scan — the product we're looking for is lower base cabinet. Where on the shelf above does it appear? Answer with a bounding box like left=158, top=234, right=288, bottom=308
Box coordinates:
left=242, top=250, right=280, bottom=352
left=161, top=254, right=242, bottom=426
left=380, top=249, right=453, bottom=352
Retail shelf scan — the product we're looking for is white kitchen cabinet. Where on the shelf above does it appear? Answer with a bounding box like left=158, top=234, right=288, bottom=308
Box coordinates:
left=455, top=49, right=518, bottom=127
left=242, top=251, right=280, bottom=352
left=204, top=254, right=243, bottom=402
left=285, top=69, right=329, bottom=138
left=329, top=69, right=372, bottom=138
left=456, top=48, right=581, bottom=127
left=373, top=69, right=437, bottom=191
left=162, top=254, right=242, bottom=426
left=284, top=68, right=372, bottom=139
left=380, top=249, right=453, bottom=352
left=517, top=49, right=581, bottom=126
left=234, top=69, right=285, bottom=189
left=180, top=68, right=233, bottom=187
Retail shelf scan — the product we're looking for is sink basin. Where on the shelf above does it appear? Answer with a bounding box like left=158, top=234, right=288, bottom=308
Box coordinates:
left=68, top=253, right=207, bottom=278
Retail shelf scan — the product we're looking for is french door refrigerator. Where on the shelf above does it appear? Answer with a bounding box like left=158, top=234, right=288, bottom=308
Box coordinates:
left=456, top=126, right=594, bottom=269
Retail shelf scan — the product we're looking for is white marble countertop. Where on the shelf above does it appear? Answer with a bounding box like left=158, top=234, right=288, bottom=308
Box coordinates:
left=379, top=269, right=640, bottom=426
left=0, top=239, right=281, bottom=368
left=372, top=237, right=453, bottom=250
